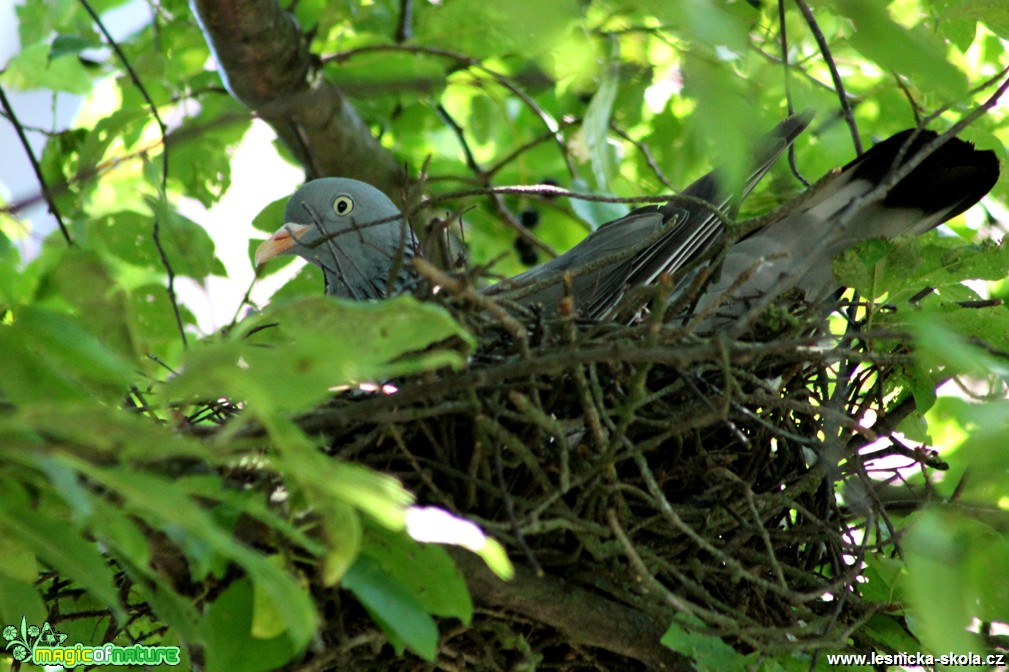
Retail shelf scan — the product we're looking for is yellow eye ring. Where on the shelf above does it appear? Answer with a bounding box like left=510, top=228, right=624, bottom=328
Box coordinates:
left=333, top=195, right=355, bottom=216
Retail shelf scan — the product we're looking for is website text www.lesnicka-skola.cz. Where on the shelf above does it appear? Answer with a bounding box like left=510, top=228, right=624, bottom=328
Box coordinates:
left=825, top=651, right=1005, bottom=667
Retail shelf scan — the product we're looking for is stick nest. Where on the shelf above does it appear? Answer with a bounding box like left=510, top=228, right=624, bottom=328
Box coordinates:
left=295, top=286, right=936, bottom=670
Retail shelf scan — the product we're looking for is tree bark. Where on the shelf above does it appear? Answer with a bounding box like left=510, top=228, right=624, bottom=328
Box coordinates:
left=190, top=0, right=405, bottom=201
left=451, top=550, right=692, bottom=671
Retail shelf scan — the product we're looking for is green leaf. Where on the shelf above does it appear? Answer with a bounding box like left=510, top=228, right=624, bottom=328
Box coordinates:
left=862, top=614, right=922, bottom=654
left=0, top=42, right=95, bottom=94
left=938, top=0, right=1009, bottom=42
left=325, top=490, right=390, bottom=538
left=252, top=196, right=288, bottom=234
left=343, top=554, right=439, bottom=660
left=683, top=55, right=756, bottom=199
left=167, top=139, right=234, bottom=208
left=576, top=56, right=620, bottom=190
left=203, top=579, right=301, bottom=672
left=417, top=0, right=578, bottom=60
left=835, top=236, right=1009, bottom=305
left=89, top=497, right=152, bottom=568
left=75, top=110, right=152, bottom=189
left=0, top=573, right=47, bottom=628
left=927, top=397, right=1009, bottom=501
left=567, top=178, right=630, bottom=230
left=901, top=510, right=992, bottom=654
left=0, top=306, right=135, bottom=404
left=0, top=529, right=47, bottom=626
left=320, top=501, right=361, bottom=585
left=266, top=433, right=413, bottom=531
left=838, top=0, right=968, bottom=99
left=678, top=0, right=750, bottom=53
left=361, top=522, right=473, bottom=623
left=861, top=553, right=903, bottom=604
left=323, top=52, right=448, bottom=99
left=67, top=461, right=319, bottom=647
left=16, top=0, right=85, bottom=47
left=146, top=196, right=227, bottom=280
left=909, top=311, right=1009, bottom=380
left=44, top=248, right=139, bottom=360
left=49, top=34, right=99, bottom=61
left=0, top=500, right=124, bottom=621
left=166, top=295, right=474, bottom=415
left=661, top=619, right=747, bottom=672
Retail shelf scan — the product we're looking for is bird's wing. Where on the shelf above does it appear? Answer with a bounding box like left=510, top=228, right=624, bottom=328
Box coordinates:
left=493, top=208, right=667, bottom=317
left=623, top=113, right=812, bottom=292
left=494, top=113, right=812, bottom=318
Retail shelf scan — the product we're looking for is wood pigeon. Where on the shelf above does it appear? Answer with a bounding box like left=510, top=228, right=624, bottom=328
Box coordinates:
left=254, top=178, right=415, bottom=299
left=255, top=118, right=999, bottom=327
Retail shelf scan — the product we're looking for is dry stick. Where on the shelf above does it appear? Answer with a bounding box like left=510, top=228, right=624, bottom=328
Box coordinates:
left=276, top=337, right=921, bottom=438
left=637, top=448, right=838, bottom=604
left=323, top=43, right=575, bottom=177
left=605, top=509, right=714, bottom=623
left=0, top=84, right=72, bottom=245
left=506, top=391, right=573, bottom=491
left=79, top=0, right=189, bottom=349
left=607, top=283, right=675, bottom=459
left=411, top=258, right=529, bottom=352
left=743, top=480, right=789, bottom=589
left=793, top=0, right=862, bottom=155
left=605, top=508, right=794, bottom=652
left=610, top=124, right=677, bottom=190
left=776, top=0, right=811, bottom=187
left=564, top=316, right=608, bottom=455
left=477, top=412, right=544, bottom=576
left=385, top=422, right=450, bottom=502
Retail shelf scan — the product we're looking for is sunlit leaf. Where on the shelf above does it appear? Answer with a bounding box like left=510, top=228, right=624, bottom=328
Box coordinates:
left=902, top=510, right=991, bottom=654
left=838, top=0, right=968, bottom=99
left=166, top=295, right=473, bottom=415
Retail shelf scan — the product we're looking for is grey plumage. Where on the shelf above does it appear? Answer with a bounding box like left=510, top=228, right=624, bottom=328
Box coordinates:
left=489, top=114, right=813, bottom=320
left=255, top=120, right=999, bottom=328
left=255, top=178, right=414, bottom=300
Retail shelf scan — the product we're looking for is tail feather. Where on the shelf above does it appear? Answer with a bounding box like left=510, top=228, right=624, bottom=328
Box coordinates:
left=688, top=128, right=1000, bottom=330
left=844, top=129, right=999, bottom=221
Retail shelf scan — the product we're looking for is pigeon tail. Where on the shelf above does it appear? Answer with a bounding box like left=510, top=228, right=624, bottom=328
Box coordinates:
left=688, top=128, right=1000, bottom=331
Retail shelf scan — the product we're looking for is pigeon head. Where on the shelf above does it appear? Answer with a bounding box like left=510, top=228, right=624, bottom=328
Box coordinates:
left=255, top=178, right=414, bottom=299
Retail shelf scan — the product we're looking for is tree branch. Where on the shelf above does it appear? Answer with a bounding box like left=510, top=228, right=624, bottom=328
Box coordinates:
left=450, top=550, right=691, bottom=671
left=190, top=0, right=404, bottom=200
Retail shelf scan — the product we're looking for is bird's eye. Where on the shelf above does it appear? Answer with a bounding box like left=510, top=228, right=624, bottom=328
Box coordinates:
left=333, top=195, right=355, bottom=216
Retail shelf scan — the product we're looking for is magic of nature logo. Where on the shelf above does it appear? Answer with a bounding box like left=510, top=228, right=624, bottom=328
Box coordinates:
left=3, top=617, right=182, bottom=667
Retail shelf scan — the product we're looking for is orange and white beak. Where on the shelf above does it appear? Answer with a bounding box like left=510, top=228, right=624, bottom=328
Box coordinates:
left=254, top=223, right=312, bottom=266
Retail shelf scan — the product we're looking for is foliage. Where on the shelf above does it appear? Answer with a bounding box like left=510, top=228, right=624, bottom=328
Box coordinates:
left=1, top=0, right=1009, bottom=670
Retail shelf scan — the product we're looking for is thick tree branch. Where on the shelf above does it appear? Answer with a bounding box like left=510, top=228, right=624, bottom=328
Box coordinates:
left=190, top=0, right=404, bottom=200
left=450, top=550, right=691, bottom=671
